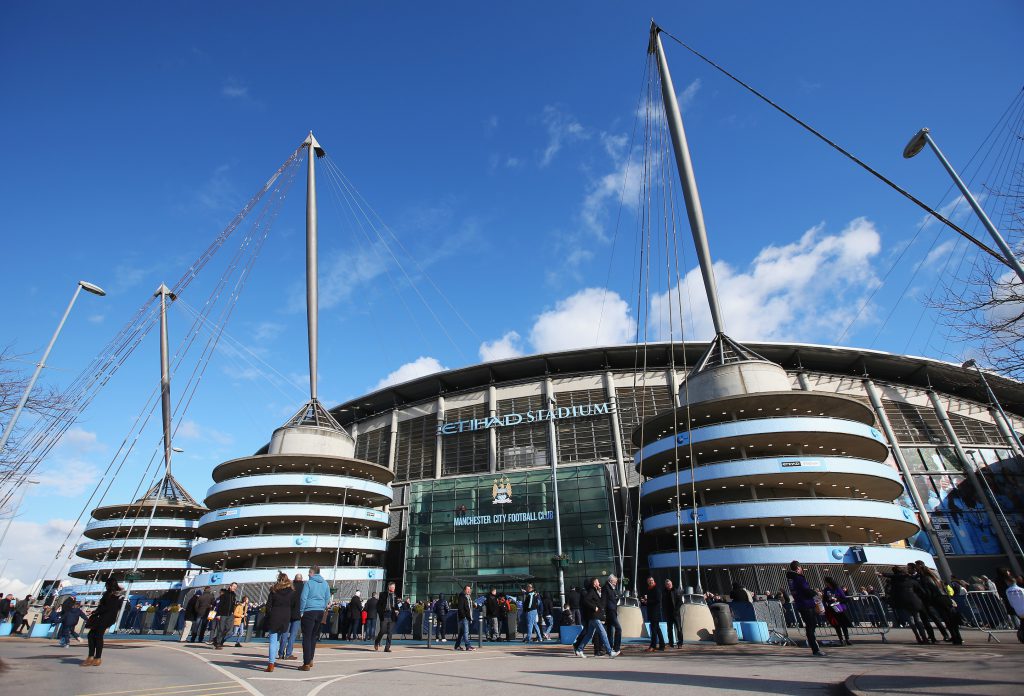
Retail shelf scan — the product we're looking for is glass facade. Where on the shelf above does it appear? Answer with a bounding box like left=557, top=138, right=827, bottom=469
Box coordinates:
left=404, top=464, right=615, bottom=601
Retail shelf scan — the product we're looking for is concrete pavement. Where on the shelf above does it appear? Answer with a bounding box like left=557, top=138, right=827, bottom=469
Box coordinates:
left=0, top=633, right=1021, bottom=695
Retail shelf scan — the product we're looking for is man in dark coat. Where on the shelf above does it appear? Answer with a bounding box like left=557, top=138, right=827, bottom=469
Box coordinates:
left=191, top=588, right=215, bottom=643
left=345, top=592, right=363, bottom=640
left=180, top=590, right=201, bottom=643
left=573, top=577, right=616, bottom=657
left=663, top=579, right=683, bottom=648
left=889, top=566, right=937, bottom=644
left=603, top=575, right=622, bottom=653
left=453, top=584, right=476, bottom=651
left=566, top=586, right=582, bottom=627
left=643, top=576, right=665, bottom=651
left=484, top=589, right=500, bottom=641
left=363, top=594, right=378, bottom=641
left=786, top=561, right=825, bottom=656
left=374, top=581, right=399, bottom=652
left=211, top=584, right=238, bottom=650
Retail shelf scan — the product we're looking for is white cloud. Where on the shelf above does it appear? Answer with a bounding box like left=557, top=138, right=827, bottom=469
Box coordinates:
left=253, top=321, right=284, bottom=342
left=373, top=356, right=446, bottom=391
left=177, top=419, right=234, bottom=446
left=0, top=518, right=80, bottom=597
left=650, top=217, right=882, bottom=342
left=540, top=105, right=589, bottom=167
left=222, top=80, right=249, bottom=99
left=922, top=240, right=957, bottom=269
left=31, top=427, right=104, bottom=498
left=580, top=146, right=645, bottom=242
left=87, top=314, right=105, bottom=324
left=529, top=288, right=636, bottom=353
left=921, top=192, right=984, bottom=230
left=678, top=78, right=701, bottom=110
left=479, top=331, right=524, bottom=362
left=290, top=243, right=389, bottom=312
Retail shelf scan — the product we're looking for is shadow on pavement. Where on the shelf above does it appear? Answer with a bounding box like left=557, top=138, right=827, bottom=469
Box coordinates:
left=525, top=670, right=823, bottom=694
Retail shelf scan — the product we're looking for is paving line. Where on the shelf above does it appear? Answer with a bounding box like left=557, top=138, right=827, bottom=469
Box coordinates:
left=305, top=655, right=512, bottom=696
left=130, top=691, right=246, bottom=696
left=77, top=682, right=234, bottom=696
left=153, top=645, right=266, bottom=696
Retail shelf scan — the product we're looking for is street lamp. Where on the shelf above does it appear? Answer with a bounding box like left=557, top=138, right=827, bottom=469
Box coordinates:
left=0, top=280, right=106, bottom=454
left=962, top=359, right=1024, bottom=456
left=904, top=128, right=1024, bottom=284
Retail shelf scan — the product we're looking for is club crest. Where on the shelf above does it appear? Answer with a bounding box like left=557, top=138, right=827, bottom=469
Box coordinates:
left=491, top=476, right=512, bottom=504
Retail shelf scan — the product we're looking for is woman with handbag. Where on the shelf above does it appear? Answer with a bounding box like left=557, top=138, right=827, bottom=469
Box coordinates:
left=822, top=577, right=853, bottom=646
left=81, top=578, right=124, bottom=667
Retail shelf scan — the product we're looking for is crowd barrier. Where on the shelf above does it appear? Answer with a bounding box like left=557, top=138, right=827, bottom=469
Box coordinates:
left=752, top=594, right=891, bottom=645
left=959, top=590, right=1018, bottom=643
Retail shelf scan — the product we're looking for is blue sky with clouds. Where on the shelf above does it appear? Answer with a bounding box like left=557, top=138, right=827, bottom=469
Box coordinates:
left=1, top=1, right=1022, bottom=591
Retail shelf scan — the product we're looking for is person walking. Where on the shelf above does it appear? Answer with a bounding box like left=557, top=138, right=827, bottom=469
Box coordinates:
left=345, top=592, right=363, bottom=640
left=58, top=599, right=87, bottom=648
left=522, top=583, right=544, bottom=643
left=573, top=577, right=619, bottom=658
left=643, top=577, right=665, bottom=652
left=566, top=586, right=582, bottom=627
left=80, top=579, right=123, bottom=667
left=603, top=575, right=622, bottom=653
left=298, top=566, right=330, bottom=670
left=1005, top=575, right=1024, bottom=643
left=264, top=573, right=295, bottom=672
left=279, top=573, right=303, bottom=660
left=374, top=581, right=399, bottom=652
left=363, top=592, right=377, bottom=642
left=211, top=584, right=238, bottom=650
left=180, top=590, right=201, bottom=643
left=453, top=584, right=475, bottom=651
left=191, top=588, right=214, bottom=643
left=230, top=596, right=249, bottom=647
left=822, top=577, right=853, bottom=646
left=889, top=566, right=936, bottom=644
left=12, top=595, right=30, bottom=634
left=786, top=561, right=826, bottom=657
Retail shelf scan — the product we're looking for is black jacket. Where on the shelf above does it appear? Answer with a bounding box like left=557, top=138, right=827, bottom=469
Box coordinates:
left=87, top=591, right=123, bottom=630
left=346, top=595, right=363, bottom=620
left=581, top=586, right=605, bottom=622
left=184, top=593, right=201, bottom=621
left=484, top=594, right=499, bottom=617
left=288, top=580, right=303, bottom=621
left=523, top=591, right=540, bottom=612
left=377, top=591, right=398, bottom=620
left=890, top=574, right=927, bottom=612
left=364, top=596, right=378, bottom=617
left=457, top=592, right=474, bottom=621
left=603, top=581, right=621, bottom=615
left=265, top=587, right=295, bottom=634
left=195, top=591, right=215, bottom=618
left=644, top=585, right=663, bottom=619
left=566, top=588, right=581, bottom=610
left=214, top=590, right=237, bottom=617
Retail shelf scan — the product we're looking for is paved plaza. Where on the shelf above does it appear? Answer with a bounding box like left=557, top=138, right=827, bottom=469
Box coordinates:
left=1, top=633, right=1021, bottom=696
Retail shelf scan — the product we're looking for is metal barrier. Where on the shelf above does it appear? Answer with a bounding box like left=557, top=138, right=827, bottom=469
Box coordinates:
left=792, top=594, right=891, bottom=644
left=959, top=591, right=1016, bottom=643
left=751, top=600, right=794, bottom=646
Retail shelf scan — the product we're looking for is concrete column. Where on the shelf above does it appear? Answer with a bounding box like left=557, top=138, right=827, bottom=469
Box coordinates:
left=387, top=410, right=399, bottom=473
left=796, top=371, right=811, bottom=391
left=604, top=371, right=627, bottom=487
left=435, top=396, right=445, bottom=480
left=668, top=368, right=681, bottom=405
left=487, top=386, right=498, bottom=473
left=863, top=379, right=953, bottom=581
left=928, top=390, right=1023, bottom=576
left=991, top=407, right=1024, bottom=460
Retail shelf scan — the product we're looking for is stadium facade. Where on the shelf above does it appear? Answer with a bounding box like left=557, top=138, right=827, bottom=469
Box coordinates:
left=331, top=340, right=1024, bottom=597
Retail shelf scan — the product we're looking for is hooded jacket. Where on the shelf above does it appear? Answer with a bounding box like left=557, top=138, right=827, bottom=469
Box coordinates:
left=300, top=574, right=331, bottom=614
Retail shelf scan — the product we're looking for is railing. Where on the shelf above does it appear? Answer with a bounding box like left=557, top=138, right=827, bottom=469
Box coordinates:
left=740, top=594, right=892, bottom=645
left=959, top=590, right=1019, bottom=643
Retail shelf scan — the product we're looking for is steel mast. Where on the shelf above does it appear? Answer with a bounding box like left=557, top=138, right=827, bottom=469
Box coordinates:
left=304, top=132, right=326, bottom=403
left=157, top=284, right=176, bottom=478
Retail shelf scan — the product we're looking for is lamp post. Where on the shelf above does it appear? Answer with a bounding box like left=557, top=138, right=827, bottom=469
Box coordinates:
left=545, top=395, right=566, bottom=608
left=904, top=128, right=1024, bottom=284
left=0, top=280, right=106, bottom=455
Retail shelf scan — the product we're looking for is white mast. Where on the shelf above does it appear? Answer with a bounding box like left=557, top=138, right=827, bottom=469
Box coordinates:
left=304, top=131, right=325, bottom=403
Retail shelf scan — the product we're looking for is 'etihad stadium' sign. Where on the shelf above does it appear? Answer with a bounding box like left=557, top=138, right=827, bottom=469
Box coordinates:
left=438, top=402, right=614, bottom=435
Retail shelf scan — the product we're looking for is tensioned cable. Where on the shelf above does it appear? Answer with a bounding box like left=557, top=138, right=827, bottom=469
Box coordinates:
left=655, top=25, right=1006, bottom=265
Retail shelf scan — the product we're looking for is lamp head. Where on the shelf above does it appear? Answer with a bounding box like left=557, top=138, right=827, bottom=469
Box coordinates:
left=78, top=280, right=106, bottom=296
left=903, top=127, right=931, bottom=159
left=961, top=359, right=977, bottom=369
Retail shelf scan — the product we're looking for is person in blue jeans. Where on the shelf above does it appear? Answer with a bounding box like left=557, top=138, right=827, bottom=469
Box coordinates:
left=279, top=573, right=303, bottom=660
left=299, top=566, right=331, bottom=670
left=59, top=601, right=87, bottom=647
left=573, top=577, right=619, bottom=658
left=521, top=584, right=544, bottom=642
left=453, top=584, right=476, bottom=651
left=264, top=573, right=296, bottom=672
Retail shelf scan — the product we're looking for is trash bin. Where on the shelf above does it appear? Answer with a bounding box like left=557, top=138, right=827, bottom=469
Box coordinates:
left=710, top=603, right=737, bottom=645
left=559, top=625, right=583, bottom=645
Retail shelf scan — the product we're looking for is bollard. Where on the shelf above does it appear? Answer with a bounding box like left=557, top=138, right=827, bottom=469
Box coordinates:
left=710, top=603, right=738, bottom=645
left=477, top=614, right=483, bottom=649
left=427, top=613, right=432, bottom=649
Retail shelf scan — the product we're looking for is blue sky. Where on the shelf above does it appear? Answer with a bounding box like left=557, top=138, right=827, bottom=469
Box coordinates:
left=1, top=1, right=1022, bottom=592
